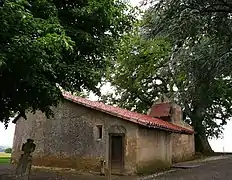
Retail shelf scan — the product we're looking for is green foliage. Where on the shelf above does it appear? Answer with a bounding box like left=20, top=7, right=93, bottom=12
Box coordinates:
left=142, top=0, right=232, bottom=140
left=0, top=0, right=135, bottom=127
left=4, top=148, right=12, bottom=154
left=103, top=28, right=171, bottom=112
left=106, top=0, right=232, bottom=153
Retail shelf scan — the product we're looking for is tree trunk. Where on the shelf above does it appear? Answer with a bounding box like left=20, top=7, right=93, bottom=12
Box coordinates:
left=192, top=115, right=214, bottom=154
left=195, top=132, right=214, bottom=154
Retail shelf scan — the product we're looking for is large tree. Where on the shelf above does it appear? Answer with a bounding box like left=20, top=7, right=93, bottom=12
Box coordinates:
left=0, top=0, right=135, bottom=126
left=104, top=9, right=232, bottom=153
left=141, top=0, right=232, bottom=153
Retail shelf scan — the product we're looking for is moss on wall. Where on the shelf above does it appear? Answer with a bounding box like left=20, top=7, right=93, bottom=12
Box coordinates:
left=31, top=156, right=102, bottom=172
left=171, top=132, right=195, bottom=163
left=172, top=153, right=195, bottom=163
left=136, top=160, right=171, bottom=176
left=12, top=156, right=102, bottom=172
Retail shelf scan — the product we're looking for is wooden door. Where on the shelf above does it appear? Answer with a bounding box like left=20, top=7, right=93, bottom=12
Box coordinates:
left=109, top=134, right=124, bottom=175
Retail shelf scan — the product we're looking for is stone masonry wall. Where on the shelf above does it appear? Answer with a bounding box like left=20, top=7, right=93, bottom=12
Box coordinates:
left=171, top=133, right=195, bottom=163
left=171, top=104, right=195, bottom=162
left=11, top=100, right=139, bottom=175
left=137, top=127, right=172, bottom=174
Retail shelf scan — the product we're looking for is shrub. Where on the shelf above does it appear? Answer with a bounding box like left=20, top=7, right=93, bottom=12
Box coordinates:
left=4, top=148, right=12, bottom=154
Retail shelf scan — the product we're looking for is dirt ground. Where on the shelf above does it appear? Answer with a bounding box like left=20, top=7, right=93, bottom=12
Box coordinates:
left=1, top=156, right=232, bottom=180
left=0, top=164, right=136, bottom=180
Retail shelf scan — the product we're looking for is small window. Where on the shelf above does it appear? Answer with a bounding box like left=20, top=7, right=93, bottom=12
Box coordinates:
left=96, top=125, right=103, bottom=139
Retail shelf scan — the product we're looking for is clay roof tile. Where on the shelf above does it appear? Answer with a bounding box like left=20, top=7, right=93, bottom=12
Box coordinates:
left=63, top=92, right=194, bottom=134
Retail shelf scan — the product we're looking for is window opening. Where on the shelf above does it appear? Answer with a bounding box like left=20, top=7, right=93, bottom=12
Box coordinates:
left=97, top=125, right=103, bottom=139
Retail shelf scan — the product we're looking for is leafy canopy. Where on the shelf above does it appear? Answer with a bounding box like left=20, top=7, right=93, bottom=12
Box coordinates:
left=104, top=29, right=171, bottom=113
left=141, top=0, right=232, bottom=139
left=105, top=0, right=232, bottom=153
left=0, top=0, right=135, bottom=126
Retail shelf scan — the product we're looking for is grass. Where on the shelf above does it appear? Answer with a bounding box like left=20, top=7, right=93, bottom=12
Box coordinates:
left=0, top=152, right=11, bottom=164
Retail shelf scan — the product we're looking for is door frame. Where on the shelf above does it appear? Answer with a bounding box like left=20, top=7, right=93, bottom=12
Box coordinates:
left=108, top=133, right=125, bottom=175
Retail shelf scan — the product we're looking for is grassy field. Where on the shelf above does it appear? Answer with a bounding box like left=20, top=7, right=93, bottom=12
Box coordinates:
left=0, top=152, right=11, bottom=164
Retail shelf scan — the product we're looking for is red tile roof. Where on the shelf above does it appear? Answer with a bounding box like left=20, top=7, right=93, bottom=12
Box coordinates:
left=63, top=92, right=194, bottom=134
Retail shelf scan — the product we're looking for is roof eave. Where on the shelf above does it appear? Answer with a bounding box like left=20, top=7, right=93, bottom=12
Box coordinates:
left=64, top=95, right=195, bottom=135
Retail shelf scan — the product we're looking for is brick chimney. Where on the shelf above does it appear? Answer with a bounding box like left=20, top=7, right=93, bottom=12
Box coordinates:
left=148, top=102, right=173, bottom=122
left=147, top=96, right=183, bottom=125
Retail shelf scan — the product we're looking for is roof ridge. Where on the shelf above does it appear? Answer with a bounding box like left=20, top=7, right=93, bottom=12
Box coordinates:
left=62, top=92, right=194, bottom=134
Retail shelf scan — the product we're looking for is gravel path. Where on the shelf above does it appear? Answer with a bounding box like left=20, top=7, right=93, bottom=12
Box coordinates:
left=155, top=156, right=232, bottom=180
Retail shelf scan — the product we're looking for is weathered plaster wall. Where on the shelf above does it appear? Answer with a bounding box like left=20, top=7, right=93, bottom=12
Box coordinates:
left=171, top=104, right=195, bottom=162
left=12, top=115, right=34, bottom=164
left=11, top=100, right=139, bottom=175
left=137, top=127, right=172, bottom=174
left=171, top=133, right=195, bottom=163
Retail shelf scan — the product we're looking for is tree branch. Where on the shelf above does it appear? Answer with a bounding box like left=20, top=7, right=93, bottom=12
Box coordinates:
left=202, top=8, right=232, bottom=13
left=201, top=2, right=232, bottom=13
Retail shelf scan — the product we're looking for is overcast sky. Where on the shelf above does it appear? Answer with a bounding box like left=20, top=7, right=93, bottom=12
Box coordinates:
left=130, top=0, right=140, bottom=6
left=1, top=0, right=232, bottom=152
